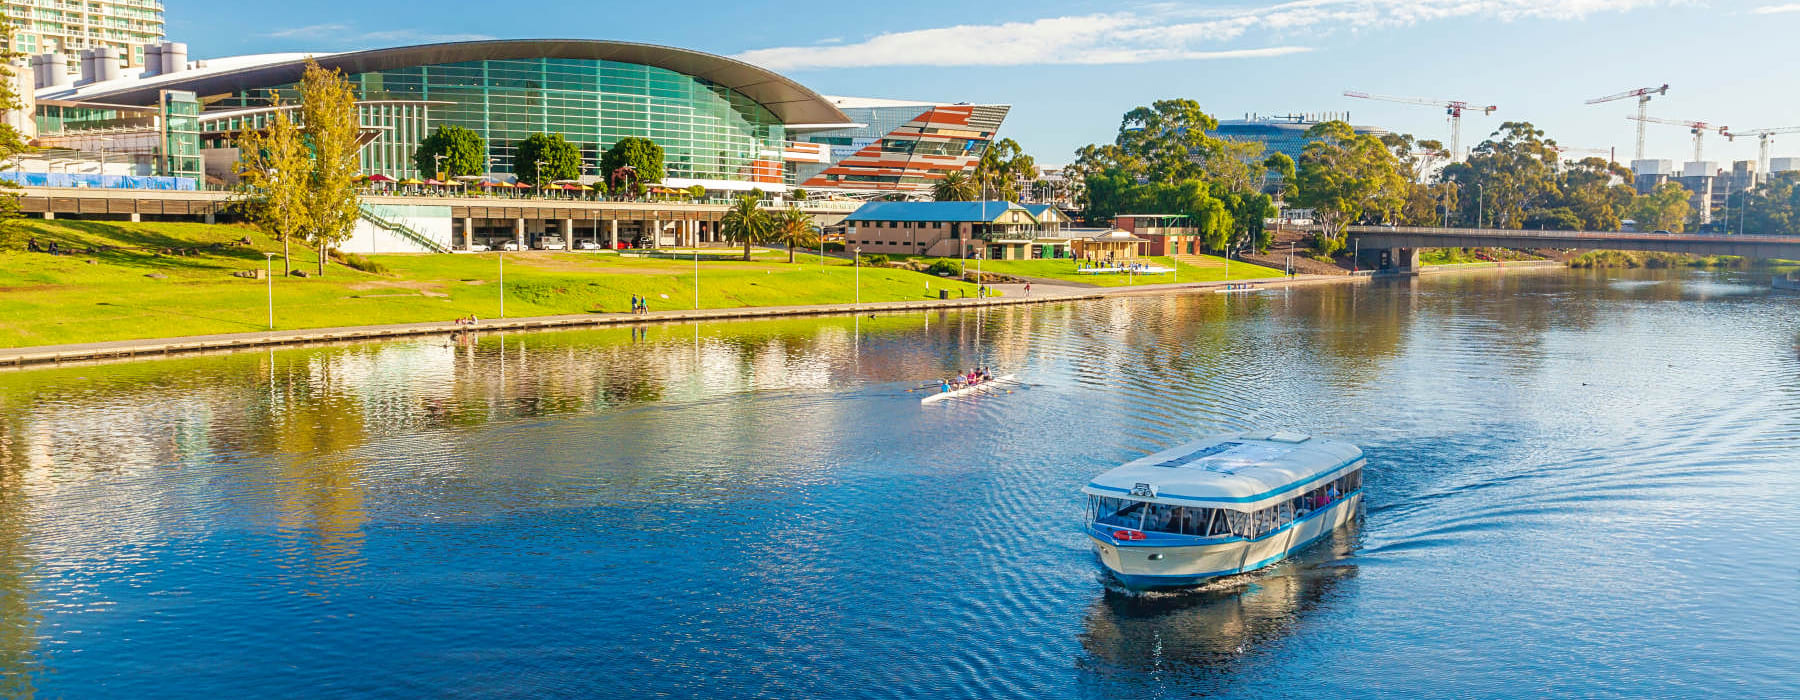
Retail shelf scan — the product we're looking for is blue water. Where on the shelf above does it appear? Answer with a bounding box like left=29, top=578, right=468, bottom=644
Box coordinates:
left=1, top=268, right=1797, bottom=697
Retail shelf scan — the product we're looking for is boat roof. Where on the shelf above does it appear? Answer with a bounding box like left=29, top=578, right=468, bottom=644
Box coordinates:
left=1082, top=431, right=1363, bottom=511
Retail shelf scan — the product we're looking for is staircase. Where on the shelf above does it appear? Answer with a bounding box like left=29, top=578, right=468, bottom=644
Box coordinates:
left=358, top=204, right=451, bottom=254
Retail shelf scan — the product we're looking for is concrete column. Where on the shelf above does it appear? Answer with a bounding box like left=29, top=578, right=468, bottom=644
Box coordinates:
left=1395, top=247, right=1420, bottom=274
left=651, top=219, right=661, bottom=248
left=609, top=220, right=619, bottom=249
left=203, top=211, right=214, bottom=224
left=563, top=218, right=574, bottom=250
left=514, top=218, right=526, bottom=248
left=42, top=212, right=54, bottom=220
left=462, top=217, right=474, bottom=249
left=129, top=212, right=141, bottom=222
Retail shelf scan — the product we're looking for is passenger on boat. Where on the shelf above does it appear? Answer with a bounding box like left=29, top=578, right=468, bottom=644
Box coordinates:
left=940, top=378, right=951, bottom=393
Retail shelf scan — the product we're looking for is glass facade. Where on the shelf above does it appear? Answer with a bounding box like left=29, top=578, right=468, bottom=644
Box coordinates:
left=158, top=89, right=200, bottom=180
left=218, top=57, right=786, bottom=181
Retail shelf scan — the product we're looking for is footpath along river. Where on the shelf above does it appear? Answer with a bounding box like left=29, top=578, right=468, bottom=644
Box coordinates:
left=0, top=267, right=1796, bottom=698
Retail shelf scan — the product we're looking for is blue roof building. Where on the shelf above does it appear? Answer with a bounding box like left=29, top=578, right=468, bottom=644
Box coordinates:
left=842, top=201, right=1070, bottom=260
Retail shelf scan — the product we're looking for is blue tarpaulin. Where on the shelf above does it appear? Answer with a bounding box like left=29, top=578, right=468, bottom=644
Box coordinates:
left=0, top=171, right=199, bottom=191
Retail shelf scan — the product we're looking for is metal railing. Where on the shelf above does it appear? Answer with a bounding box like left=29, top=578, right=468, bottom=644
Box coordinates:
left=1344, top=224, right=1800, bottom=243
left=357, top=204, right=451, bottom=254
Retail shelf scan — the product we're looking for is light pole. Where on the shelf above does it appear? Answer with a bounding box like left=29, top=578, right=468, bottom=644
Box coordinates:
left=498, top=251, right=505, bottom=319
left=1477, top=183, right=1485, bottom=229
left=1287, top=241, right=1295, bottom=278
left=853, top=246, right=861, bottom=307
left=693, top=247, right=700, bottom=310
left=433, top=153, right=445, bottom=179
left=263, top=252, right=275, bottom=330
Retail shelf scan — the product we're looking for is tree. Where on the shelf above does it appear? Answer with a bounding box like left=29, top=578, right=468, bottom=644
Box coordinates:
left=973, top=137, right=1035, bottom=201
left=0, top=23, right=27, bottom=247
left=1441, top=122, right=1559, bottom=229
left=1732, top=171, right=1800, bottom=235
left=233, top=100, right=309, bottom=274
left=1294, top=120, right=1405, bottom=255
left=413, top=125, right=487, bottom=179
left=515, top=133, right=582, bottom=185
left=1630, top=182, right=1692, bottom=233
left=719, top=194, right=772, bottom=261
left=770, top=207, right=819, bottom=263
left=1081, top=168, right=1136, bottom=223
left=600, top=137, right=665, bottom=186
left=298, top=59, right=362, bottom=277
left=1225, top=191, right=1276, bottom=252
left=933, top=171, right=978, bottom=202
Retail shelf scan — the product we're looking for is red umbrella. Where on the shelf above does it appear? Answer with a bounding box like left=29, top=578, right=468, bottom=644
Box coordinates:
left=366, top=174, right=396, bottom=183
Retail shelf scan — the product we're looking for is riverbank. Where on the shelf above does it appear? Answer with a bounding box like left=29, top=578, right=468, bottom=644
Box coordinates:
left=0, top=270, right=1367, bottom=367
left=0, top=219, right=994, bottom=348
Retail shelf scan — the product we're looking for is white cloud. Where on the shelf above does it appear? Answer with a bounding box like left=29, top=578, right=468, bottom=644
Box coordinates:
left=264, top=23, right=350, bottom=39
left=735, top=0, right=1670, bottom=71
left=1751, top=3, right=1800, bottom=13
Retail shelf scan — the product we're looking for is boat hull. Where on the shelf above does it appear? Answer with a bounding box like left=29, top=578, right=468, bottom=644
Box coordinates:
left=920, top=375, right=1015, bottom=404
left=1089, top=491, right=1361, bottom=589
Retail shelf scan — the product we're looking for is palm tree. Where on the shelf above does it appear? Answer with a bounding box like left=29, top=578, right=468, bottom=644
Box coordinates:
left=770, top=207, right=819, bottom=263
left=719, top=194, right=772, bottom=261
left=933, top=171, right=978, bottom=202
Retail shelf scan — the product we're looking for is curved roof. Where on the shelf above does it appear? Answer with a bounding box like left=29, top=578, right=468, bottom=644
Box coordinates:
left=1083, top=432, right=1363, bottom=511
left=54, top=39, right=849, bottom=126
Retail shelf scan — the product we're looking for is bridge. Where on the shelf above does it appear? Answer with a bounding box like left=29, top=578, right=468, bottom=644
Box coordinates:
left=1335, top=225, right=1800, bottom=273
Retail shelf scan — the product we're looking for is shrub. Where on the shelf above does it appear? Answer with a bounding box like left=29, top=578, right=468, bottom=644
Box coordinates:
left=338, top=252, right=390, bottom=274
left=858, top=253, right=889, bottom=266
left=926, top=259, right=961, bottom=276
left=824, top=242, right=845, bottom=252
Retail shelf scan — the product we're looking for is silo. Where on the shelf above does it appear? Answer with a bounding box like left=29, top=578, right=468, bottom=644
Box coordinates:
left=162, top=42, right=188, bottom=75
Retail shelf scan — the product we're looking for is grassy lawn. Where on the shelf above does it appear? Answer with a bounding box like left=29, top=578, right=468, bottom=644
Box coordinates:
left=0, top=220, right=982, bottom=348
left=920, top=255, right=1285, bottom=287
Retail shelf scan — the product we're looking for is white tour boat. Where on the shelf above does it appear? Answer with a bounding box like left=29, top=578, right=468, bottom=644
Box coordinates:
left=920, top=375, right=1016, bottom=404
left=1082, top=431, right=1365, bottom=589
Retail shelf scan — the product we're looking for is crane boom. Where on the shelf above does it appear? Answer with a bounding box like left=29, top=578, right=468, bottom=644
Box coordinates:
left=1342, top=90, right=1497, bottom=162
left=1627, top=115, right=1727, bottom=163
left=1584, top=84, right=1668, bottom=105
left=1723, top=125, right=1800, bottom=185
left=1586, top=84, right=1668, bottom=161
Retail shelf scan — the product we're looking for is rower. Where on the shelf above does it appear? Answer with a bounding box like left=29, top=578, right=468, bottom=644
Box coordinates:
left=940, top=378, right=951, bottom=393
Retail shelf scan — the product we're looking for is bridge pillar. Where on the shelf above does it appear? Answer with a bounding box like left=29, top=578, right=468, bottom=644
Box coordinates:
left=462, top=217, right=473, bottom=249
left=563, top=218, right=574, bottom=250
left=1392, top=247, right=1419, bottom=274
left=514, top=218, right=525, bottom=249
left=609, top=220, right=619, bottom=249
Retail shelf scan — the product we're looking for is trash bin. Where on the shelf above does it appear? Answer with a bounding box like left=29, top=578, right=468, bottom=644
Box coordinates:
left=939, top=289, right=949, bottom=300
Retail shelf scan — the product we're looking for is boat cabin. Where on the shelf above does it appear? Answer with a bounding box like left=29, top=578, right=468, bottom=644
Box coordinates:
left=1082, top=432, right=1364, bottom=542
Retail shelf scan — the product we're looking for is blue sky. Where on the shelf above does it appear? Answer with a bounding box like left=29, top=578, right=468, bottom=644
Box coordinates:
left=174, top=1, right=1800, bottom=167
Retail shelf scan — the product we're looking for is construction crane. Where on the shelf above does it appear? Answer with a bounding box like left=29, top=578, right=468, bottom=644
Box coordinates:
left=1724, top=126, right=1800, bottom=185
left=1585, top=84, right=1668, bottom=161
left=1343, top=90, right=1496, bottom=162
left=1627, top=116, right=1727, bottom=163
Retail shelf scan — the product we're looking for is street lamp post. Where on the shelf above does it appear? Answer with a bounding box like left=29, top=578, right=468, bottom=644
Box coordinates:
left=433, top=153, right=445, bottom=179
left=1477, top=183, right=1485, bottom=229
left=263, top=252, right=275, bottom=329
left=693, top=247, right=700, bottom=310
left=854, top=246, right=861, bottom=307
left=498, top=251, right=505, bottom=319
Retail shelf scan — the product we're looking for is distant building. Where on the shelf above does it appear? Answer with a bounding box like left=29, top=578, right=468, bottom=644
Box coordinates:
left=2, top=0, right=165, bottom=72
left=1114, top=214, right=1199, bottom=257
left=791, top=96, right=1010, bottom=194
left=841, top=200, right=1068, bottom=260
left=1208, top=113, right=1390, bottom=163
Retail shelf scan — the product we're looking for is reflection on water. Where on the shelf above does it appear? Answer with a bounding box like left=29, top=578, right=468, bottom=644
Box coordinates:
left=0, top=268, right=1797, bottom=697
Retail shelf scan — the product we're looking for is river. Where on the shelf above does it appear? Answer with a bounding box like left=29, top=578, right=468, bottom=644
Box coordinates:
left=0, top=268, right=1796, bottom=698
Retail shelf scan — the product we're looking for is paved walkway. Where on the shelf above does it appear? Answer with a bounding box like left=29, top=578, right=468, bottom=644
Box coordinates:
left=0, top=272, right=1356, bottom=367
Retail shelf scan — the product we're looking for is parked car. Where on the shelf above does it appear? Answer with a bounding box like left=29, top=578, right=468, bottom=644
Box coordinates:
left=499, top=241, right=523, bottom=251
left=465, top=243, right=491, bottom=252
left=576, top=240, right=603, bottom=250
left=1652, top=229, right=1672, bottom=235
left=537, top=239, right=567, bottom=251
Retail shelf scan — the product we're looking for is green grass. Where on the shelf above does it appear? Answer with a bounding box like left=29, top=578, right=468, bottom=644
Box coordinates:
left=918, top=255, right=1284, bottom=287
left=0, top=220, right=984, bottom=348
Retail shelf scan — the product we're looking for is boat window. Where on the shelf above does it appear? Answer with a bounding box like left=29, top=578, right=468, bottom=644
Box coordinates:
left=1091, top=496, right=1146, bottom=528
